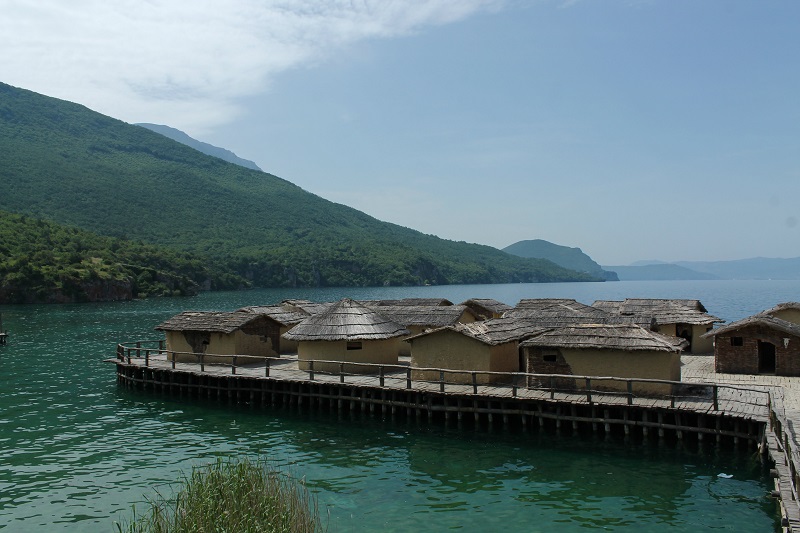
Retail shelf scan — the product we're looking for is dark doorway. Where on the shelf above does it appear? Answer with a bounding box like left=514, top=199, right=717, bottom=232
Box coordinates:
left=758, top=341, right=776, bottom=374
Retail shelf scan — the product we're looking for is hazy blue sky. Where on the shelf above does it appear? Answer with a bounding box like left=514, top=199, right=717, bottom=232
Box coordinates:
left=2, top=1, right=798, bottom=265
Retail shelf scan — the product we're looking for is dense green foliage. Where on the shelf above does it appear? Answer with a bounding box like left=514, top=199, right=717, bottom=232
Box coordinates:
left=0, top=210, right=245, bottom=303
left=117, top=457, right=323, bottom=533
left=0, top=82, right=600, bottom=290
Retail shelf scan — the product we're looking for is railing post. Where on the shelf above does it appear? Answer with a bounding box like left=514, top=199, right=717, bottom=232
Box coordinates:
left=232, top=356, right=237, bottom=375
left=472, top=372, right=478, bottom=394
left=171, top=352, right=176, bottom=369
left=712, top=384, right=718, bottom=410
left=440, top=371, right=445, bottom=393
left=309, top=360, right=315, bottom=381
left=127, top=348, right=131, bottom=364
left=200, top=353, right=205, bottom=373
left=340, top=362, right=345, bottom=384
left=512, top=374, right=518, bottom=398
left=585, top=377, right=592, bottom=403
left=406, top=368, right=412, bottom=389
left=117, top=345, right=123, bottom=361
left=379, top=366, right=385, bottom=387
left=159, top=339, right=165, bottom=351
left=145, top=350, right=150, bottom=367
left=627, top=380, right=633, bottom=405
left=550, top=376, right=555, bottom=399
left=265, top=358, right=270, bottom=377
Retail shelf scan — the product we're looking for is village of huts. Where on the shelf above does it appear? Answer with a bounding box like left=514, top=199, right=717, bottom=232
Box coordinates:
left=155, top=296, right=800, bottom=392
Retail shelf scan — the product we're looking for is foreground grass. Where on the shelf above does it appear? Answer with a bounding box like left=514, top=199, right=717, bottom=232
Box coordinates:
left=116, top=457, right=325, bottom=533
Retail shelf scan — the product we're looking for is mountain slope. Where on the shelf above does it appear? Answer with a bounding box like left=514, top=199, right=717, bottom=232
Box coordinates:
left=674, top=257, right=800, bottom=280
left=136, top=123, right=262, bottom=171
left=0, top=82, right=600, bottom=288
left=503, top=239, right=618, bottom=281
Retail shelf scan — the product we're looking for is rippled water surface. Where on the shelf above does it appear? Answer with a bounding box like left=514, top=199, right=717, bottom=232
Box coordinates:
left=2, top=280, right=794, bottom=532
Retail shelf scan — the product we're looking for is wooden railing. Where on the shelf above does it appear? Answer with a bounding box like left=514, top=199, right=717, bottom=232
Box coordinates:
left=115, top=341, right=770, bottom=412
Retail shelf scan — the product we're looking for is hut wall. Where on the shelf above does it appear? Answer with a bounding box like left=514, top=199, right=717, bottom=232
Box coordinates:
left=656, top=323, right=677, bottom=337
left=691, top=324, right=715, bottom=353
left=557, top=348, right=679, bottom=395
left=410, top=330, right=517, bottom=384
left=714, top=325, right=800, bottom=375
left=524, top=347, right=576, bottom=390
left=297, top=338, right=400, bottom=373
left=278, top=327, right=299, bottom=354
left=771, top=309, right=800, bottom=325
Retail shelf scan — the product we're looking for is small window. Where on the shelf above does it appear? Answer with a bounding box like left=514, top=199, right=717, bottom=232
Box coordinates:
left=347, top=341, right=362, bottom=351
left=543, top=354, right=557, bottom=362
left=731, top=337, right=743, bottom=347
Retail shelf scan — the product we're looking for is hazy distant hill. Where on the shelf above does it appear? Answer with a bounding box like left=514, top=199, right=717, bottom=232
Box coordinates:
left=603, top=263, right=720, bottom=281
left=136, top=123, right=262, bottom=171
left=504, top=239, right=618, bottom=281
left=0, top=82, right=600, bottom=291
left=675, top=257, right=800, bottom=280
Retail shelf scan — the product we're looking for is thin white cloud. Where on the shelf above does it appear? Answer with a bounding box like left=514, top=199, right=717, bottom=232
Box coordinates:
left=1, top=0, right=503, bottom=133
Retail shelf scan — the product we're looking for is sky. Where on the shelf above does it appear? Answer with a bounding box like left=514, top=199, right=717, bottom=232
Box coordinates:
left=2, top=0, right=799, bottom=265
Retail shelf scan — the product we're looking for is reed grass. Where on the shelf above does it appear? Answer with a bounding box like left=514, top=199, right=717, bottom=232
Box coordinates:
left=116, top=457, right=325, bottom=533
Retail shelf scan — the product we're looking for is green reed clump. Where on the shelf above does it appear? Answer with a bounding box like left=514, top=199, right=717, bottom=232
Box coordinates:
left=117, top=457, right=325, bottom=533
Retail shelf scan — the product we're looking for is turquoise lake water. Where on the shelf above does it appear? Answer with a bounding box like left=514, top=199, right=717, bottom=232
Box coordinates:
left=2, top=280, right=795, bottom=532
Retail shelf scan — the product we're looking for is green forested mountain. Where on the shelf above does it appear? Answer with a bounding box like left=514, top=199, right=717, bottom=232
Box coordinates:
left=0, top=210, right=245, bottom=303
left=0, top=82, right=600, bottom=293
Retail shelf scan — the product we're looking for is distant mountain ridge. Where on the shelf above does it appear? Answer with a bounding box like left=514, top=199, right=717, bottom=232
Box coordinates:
left=503, top=240, right=619, bottom=281
left=605, top=257, right=800, bottom=280
left=136, top=123, right=262, bottom=171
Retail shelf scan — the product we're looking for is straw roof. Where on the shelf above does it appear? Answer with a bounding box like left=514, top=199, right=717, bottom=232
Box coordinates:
left=703, top=315, right=800, bottom=339
left=505, top=298, right=610, bottom=325
left=520, top=324, right=683, bottom=353
left=366, top=304, right=476, bottom=327
left=236, top=305, right=309, bottom=326
left=592, top=298, right=722, bottom=326
left=362, top=298, right=454, bottom=307
left=156, top=311, right=263, bottom=334
left=407, top=317, right=549, bottom=346
left=459, top=298, right=513, bottom=317
left=282, top=298, right=410, bottom=341
left=281, top=299, right=333, bottom=315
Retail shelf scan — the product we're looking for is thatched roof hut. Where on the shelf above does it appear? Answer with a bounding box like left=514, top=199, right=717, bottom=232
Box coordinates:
left=237, top=305, right=309, bottom=326
left=459, top=298, right=513, bottom=319
left=370, top=305, right=476, bottom=329
left=281, top=299, right=333, bottom=316
left=362, top=298, right=453, bottom=307
left=283, top=299, right=409, bottom=342
left=757, top=302, right=800, bottom=325
left=408, top=317, right=548, bottom=346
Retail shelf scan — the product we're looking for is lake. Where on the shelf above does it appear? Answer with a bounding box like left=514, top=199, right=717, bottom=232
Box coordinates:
left=1, top=279, right=795, bottom=532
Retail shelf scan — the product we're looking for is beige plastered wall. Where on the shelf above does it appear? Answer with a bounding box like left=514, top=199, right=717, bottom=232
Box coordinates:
left=166, top=330, right=276, bottom=364
left=410, top=329, right=518, bottom=384
left=297, top=338, right=401, bottom=373
left=559, top=348, right=680, bottom=395
left=691, top=324, right=715, bottom=353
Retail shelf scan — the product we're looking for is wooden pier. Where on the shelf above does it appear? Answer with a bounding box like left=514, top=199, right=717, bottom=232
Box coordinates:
left=110, top=340, right=800, bottom=530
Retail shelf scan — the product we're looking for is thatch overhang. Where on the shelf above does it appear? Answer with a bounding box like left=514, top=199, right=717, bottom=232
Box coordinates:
left=282, top=298, right=410, bottom=341
left=156, top=311, right=263, bottom=334
left=367, top=304, right=477, bottom=327
left=236, top=305, right=308, bottom=326
left=520, top=324, right=683, bottom=353
left=592, top=298, right=723, bottom=326
left=407, top=318, right=549, bottom=347
left=702, top=315, right=800, bottom=339
left=459, top=298, right=513, bottom=317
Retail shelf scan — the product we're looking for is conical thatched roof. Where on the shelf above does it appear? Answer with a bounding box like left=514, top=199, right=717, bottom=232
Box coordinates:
left=520, top=324, right=683, bottom=353
left=282, top=298, right=410, bottom=341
